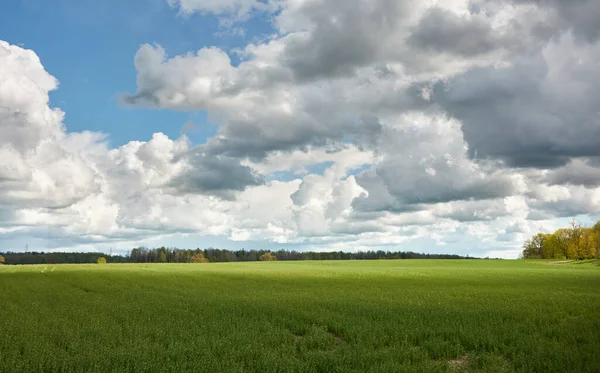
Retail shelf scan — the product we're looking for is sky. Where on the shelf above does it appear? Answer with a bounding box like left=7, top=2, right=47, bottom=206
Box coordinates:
left=1, top=0, right=599, bottom=258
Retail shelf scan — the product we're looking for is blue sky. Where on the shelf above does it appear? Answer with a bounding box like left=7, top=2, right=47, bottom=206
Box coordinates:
left=0, top=0, right=273, bottom=147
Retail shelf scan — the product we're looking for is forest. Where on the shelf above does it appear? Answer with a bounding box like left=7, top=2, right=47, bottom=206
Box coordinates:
left=521, top=220, right=600, bottom=259
left=0, top=248, right=476, bottom=265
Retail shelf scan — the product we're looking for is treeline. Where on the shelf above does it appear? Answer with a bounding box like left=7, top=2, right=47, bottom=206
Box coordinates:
left=0, top=248, right=477, bottom=265
left=0, top=251, right=129, bottom=265
left=129, top=247, right=475, bottom=263
left=522, top=220, right=600, bottom=260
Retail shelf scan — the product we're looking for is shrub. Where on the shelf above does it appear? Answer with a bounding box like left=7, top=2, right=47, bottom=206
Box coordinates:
left=96, top=257, right=107, bottom=264
left=0, top=255, right=5, bottom=265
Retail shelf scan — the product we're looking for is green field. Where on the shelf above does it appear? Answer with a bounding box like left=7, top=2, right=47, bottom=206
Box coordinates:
left=1, top=260, right=599, bottom=373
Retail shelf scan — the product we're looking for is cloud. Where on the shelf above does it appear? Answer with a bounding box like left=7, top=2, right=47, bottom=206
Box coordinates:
left=428, top=32, right=600, bottom=168
left=0, top=41, right=265, bottom=248
left=0, top=41, right=102, bottom=213
left=275, top=0, right=410, bottom=81
left=544, top=158, right=600, bottom=188
left=121, top=42, right=389, bottom=160
left=179, top=120, right=196, bottom=136
left=407, top=7, right=503, bottom=57
left=121, top=44, right=239, bottom=110
left=488, top=0, right=600, bottom=43
left=526, top=183, right=600, bottom=219
left=115, top=0, right=600, bottom=257
left=352, top=114, right=525, bottom=212
left=170, top=151, right=263, bottom=198
left=167, top=0, right=279, bottom=22
left=125, top=0, right=595, bottom=168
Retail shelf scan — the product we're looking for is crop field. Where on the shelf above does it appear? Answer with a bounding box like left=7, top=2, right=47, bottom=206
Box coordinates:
left=1, top=260, right=599, bottom=373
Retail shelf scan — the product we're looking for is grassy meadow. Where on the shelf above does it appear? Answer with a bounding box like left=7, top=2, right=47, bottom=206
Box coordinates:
left=1, top=260, right=599, bottom=372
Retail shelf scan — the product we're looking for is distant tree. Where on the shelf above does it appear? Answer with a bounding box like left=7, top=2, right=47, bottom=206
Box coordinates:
left=0, top=247, right=476, bottom=265
left=185, top=249, right=192, bottom=263
left=96, top=257, right=107, bottom=264
left=553, top=228, right=572, bottom=259
left=579, top=228, right=597, bottom=259
left=158, top=247, right=167, bottom=263
left=259, top=252, right=276, bottom=261
left=0, top=255, right=5, bottom=265
left=191, top=252, right=209, bottom=263
left=566, top=220, right=584, bottom=259
left=542, top=234, right=561, bottom=259
left=593, top=221, right=600, bottom=259
left=522, top=233, right=548, bottom=259
left=522, top=219, right=600, bottom=260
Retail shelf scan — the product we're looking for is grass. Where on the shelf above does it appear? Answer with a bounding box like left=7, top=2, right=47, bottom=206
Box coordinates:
left=1, top=260, right=599, bottom=372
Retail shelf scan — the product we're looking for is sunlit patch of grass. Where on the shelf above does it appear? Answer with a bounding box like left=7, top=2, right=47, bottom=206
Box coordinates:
left=0, top=260, right=599, bottom=372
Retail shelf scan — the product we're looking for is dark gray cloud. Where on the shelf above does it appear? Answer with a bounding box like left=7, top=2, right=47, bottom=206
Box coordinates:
left=206, top=111, right=383, bottom=161
left=330, top=221, right=387, bottom=235
left=544, top=158, right=600, bottom=188
left=353, top=166, right=518, bottom=212
left=528, top=197, right=600, bottom=219
left=280, top=0, right=409, bottom=82
left=407, top=7, right=498, bottom=57
left=170, top=150, right=263, bottom=198
left=507, top=0, right=600, bottom=42
left=175, top=74, right=391, bottom=164
left=427, top=39, right=600, bottom=168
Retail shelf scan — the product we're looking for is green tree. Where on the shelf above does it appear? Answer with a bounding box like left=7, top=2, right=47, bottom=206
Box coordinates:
left=0, top=255, right=5, bottom=265
left=96, top=257, right=107, bottom=264
left=259, top=252, right=276, bottom=261
left=158, top=247, right=167, bottom=263
left=158, top=252, right=167, bottom=263
left=522, top=233, right=548, bottom=259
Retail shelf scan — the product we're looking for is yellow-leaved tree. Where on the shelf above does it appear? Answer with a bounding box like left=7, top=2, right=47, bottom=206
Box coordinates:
left=259, top=252, right=276, bottom=261
left=522, top=219, right=600, bottom=260
left=191, top=252, right=209, bottom=263
left=594, top=221, right=600, bottom=259
left=567, top=232, right=597, bottom=260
